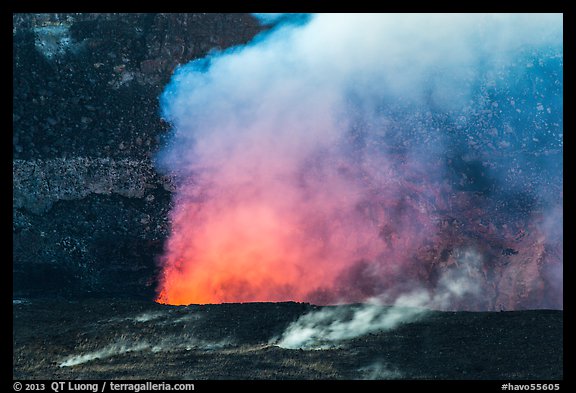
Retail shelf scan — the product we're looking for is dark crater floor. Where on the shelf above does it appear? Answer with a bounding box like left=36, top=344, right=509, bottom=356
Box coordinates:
left=13, top=299, right=562, bottom=380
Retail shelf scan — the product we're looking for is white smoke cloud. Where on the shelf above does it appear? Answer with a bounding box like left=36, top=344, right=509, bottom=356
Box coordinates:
left=59, top=334, right=231, bottom=367
left=157, top=13, right=562, bottom=308
left=274, top=302, right=425, bottom=350
left=539, top=203, right=564, bottom=308
left=59, top=341, right=150, bottom=367
left=159, top=14, right=562, bottom=180
left=59, top=310, right=230, bottom=367
left=358, top=361, right=402, bottom=380
left=132, top=311, right=165, bottom=323
left=275, top=248, right=484, bottom=349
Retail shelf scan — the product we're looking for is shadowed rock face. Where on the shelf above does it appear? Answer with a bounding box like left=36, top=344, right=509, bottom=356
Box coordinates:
left=13, top=13, right=264, bottom=299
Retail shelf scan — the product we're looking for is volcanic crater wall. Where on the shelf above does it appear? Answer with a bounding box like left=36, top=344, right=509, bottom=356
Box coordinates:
left=13, top=14, right=562, bottom=310
left=12, top=13, right=264, bottom=298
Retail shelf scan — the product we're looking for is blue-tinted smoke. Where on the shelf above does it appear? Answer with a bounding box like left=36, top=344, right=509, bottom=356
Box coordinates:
left=156, top=14, right=562, bottom=309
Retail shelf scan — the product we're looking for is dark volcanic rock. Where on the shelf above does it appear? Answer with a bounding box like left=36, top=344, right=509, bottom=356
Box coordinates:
left=12, top=300, right=563, bottom=379
left=13, top=192, right=171, bottom=299
left=13, top=13, right=263, bottom=161
left=12, top=13, right=264, bottom=299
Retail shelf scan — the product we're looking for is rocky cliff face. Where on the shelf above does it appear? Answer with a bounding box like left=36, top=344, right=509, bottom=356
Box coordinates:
left=13, top=13, right=263, bottom=298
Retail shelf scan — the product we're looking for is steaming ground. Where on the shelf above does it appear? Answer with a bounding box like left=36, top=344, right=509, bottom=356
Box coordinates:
left=13, top=299, right=562, bottom=379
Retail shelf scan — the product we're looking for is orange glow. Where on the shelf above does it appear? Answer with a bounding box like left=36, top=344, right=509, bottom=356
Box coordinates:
left=156, top=165, right=396, bottom=305
left=153, top=149, right=440, bottom=306
left=155, top=198, right=348, bottom=305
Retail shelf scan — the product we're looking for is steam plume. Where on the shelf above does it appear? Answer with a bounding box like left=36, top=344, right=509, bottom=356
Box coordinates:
left=275, top=249, right=482, bottom=349
left=155, top=14, right=562, bottom=309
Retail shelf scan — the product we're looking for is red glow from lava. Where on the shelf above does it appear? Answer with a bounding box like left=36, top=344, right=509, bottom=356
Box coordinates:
left=155, top=184, right=385, bottom=305
left=156, top=203, right=314, bottom=304
left=156, top=203, right=345, bottom=305
left=153, top=14, right=563, bottom=309
left=153, top=145, right=414, bottom=306
left=154, top=154, right=438, bottom=306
